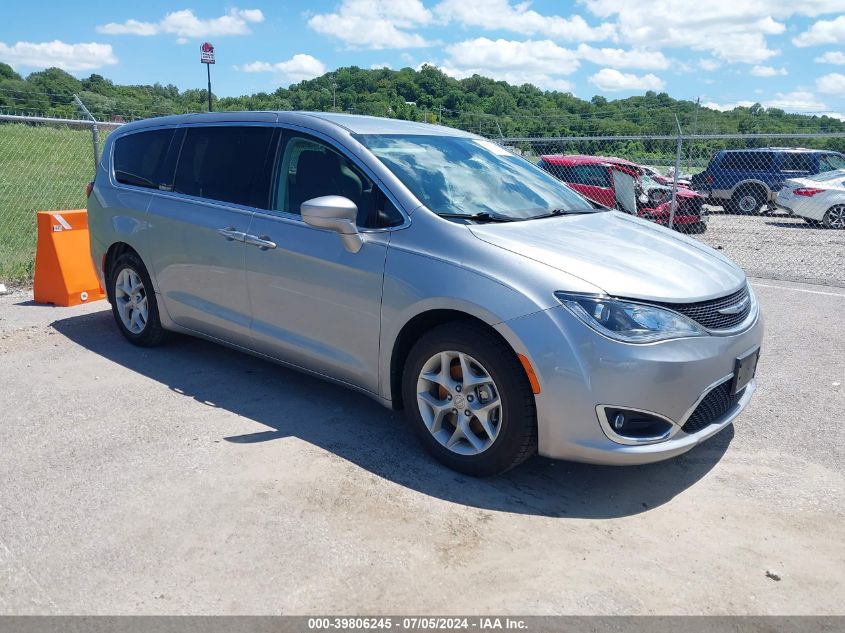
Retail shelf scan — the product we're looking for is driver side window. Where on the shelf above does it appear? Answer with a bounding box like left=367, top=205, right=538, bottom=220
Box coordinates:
left=273, top=134, right=403, bottom=228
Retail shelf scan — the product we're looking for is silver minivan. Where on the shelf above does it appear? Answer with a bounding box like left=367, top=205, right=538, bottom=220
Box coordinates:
left=88, top=111, right=763, bottom=476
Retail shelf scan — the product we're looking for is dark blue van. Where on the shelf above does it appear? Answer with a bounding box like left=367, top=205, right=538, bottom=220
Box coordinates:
left=690, top=148, right=845, bottom=214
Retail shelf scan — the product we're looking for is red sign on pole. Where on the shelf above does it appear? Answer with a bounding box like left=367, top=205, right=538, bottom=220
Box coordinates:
left=200, top=42, right=215, bottom=64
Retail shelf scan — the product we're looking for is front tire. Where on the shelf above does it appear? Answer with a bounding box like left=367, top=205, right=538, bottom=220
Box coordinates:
left=401, top=322, right=537, bottom=476
left=109, top=252, right=170, bottom=347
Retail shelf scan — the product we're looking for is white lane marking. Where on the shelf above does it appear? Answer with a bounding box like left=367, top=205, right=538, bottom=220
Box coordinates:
left=53, top=214, right=71, bottom=230
left=752, top=282, right=845, bottom=298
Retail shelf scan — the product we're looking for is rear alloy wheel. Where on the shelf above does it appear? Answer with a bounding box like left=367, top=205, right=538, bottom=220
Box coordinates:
left=823, top=205, right=845, bottom=229
left=731, top=186, right=765, bottom=215
left=109, top=253, right=170, bottom=347
left=402, top=322, right=537, bottom=476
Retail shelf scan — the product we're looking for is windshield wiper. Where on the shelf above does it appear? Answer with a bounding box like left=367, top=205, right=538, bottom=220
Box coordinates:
left=524, top=207, right=599, bottom=220
left=437, top=211, right=515, bottom=223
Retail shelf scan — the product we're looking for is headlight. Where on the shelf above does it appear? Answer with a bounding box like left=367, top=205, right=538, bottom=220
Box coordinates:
left=555, top=292, right=706, bottom=343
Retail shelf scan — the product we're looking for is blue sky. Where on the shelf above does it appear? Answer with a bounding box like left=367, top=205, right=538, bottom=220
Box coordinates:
left=2, top=0, right=845, bottom=116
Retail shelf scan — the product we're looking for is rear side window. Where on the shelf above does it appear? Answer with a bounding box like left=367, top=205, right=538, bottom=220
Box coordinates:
left=113, top=129, right=175, bottom=190
left=719, top=152, right=774, bottom=171
left=174, top=126, right=275, bottom=207
left=779, top=153, right=815, bottom=172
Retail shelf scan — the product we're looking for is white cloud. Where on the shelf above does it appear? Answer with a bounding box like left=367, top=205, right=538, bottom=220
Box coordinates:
left=577, top=2, right=845, bottom=63
left=815, top=51, right=845, bottom=64
left=794, top=15, right=845, bottom=47
left=440, top=38, right=579, bottom=90
left=817, top=72, right=845, bottom=94
left=750, top=65, right=787, bottom=76
left=575, top=44, right=670, bottom=70
left=703, top=100, right=755, bottom=111
left=764, top=90, right=823, bottom=110
left=308, top=0, right=433, bottom=49
left=434, top=0, right=615, bottom=41
left=97, top=8, right=264, bottom=38
left=237, top=54, right=327, bottom=83
left=699, top=58, right=722, bottom=71
left=371, top=62, right=392, bottom=69
left=0, top=40, right=117, bottom=71
left=588, top=68, right=665, bottom=92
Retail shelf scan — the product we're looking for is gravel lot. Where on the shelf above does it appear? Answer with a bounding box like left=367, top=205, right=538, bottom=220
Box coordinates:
left=0, top=279, right=842, bottom=615
left=695, top=210, right=845, bottom=287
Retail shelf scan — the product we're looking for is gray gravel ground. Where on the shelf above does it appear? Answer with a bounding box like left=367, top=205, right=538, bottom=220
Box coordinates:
left=0, top=278, right=843, bottom=615
left=695, top=210, right=845, bottom=287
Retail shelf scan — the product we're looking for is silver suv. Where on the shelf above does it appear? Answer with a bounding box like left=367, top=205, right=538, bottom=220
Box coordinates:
left=88, top=112, right=763, bottom=475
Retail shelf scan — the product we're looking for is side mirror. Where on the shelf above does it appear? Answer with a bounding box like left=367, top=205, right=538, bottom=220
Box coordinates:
left=301, top=195, right=363, bottom=253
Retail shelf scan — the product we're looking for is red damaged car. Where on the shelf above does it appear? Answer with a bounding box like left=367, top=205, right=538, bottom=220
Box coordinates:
left=536, top=154, right=707, bottom=234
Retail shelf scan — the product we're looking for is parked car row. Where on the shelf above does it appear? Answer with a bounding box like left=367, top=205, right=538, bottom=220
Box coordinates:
left=690, top=148, right=845, bottom=228
left=536, top=154, right=707, bottom=234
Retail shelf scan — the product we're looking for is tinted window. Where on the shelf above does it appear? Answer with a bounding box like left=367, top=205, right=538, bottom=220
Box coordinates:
left=113, top=129, right=175, bottom=190
left=569, top=164, right=611, bottom=188
left=174, top=126, right=275, bottom=207
left=274, top=134, right=403, bottom=228
left=720, top=151, right=774, bottom=171
left=779, top=153, right=814, bottom=172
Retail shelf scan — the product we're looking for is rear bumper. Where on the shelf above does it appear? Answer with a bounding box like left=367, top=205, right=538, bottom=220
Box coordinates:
left=495, top=302, right=763, bottom=465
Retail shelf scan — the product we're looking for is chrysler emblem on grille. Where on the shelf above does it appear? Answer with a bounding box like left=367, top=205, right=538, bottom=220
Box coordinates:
left=717, top=296, right=750, bottom=315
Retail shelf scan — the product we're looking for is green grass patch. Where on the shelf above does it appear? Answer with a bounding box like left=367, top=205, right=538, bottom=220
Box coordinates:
left=0, top=123, right=96, bottom=283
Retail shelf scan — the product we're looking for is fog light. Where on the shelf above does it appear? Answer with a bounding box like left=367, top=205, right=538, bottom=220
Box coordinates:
left=612, top=412, right=625, bottom=430
left=602, top=407, right=674, bottom=442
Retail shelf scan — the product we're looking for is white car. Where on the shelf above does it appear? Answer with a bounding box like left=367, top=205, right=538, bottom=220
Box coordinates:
left=776, top=169, right=845, bottom=228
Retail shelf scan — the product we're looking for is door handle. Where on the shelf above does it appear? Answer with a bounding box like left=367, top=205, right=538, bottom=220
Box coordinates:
left=217, top=227, right=246, bottom=241
left=244, top=234, right=277, bottom=250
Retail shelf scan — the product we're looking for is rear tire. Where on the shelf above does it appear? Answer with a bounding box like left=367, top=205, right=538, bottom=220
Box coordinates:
left=401, top=322, right=537, bottom=476
left=109, top=252, right=170, bottom=347
left=730, top=186, right=766, bottom=215
left=822, top=205, right=845, bottom=229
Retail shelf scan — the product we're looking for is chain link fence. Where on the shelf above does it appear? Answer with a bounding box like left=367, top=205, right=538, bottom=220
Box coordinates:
left=505, top=132, right=845, bottom=287
left=1, top=111, right=843, bottom=287
left=0, top=114, right=120, bottom=283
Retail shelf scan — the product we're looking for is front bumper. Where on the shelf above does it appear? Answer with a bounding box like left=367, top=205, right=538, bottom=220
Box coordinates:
left=495, top=302, right=763, bottom=465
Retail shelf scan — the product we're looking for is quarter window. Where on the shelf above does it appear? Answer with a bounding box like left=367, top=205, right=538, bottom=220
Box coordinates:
left=173, top=126, right=275, bottom=207
left=273, top=134, right=403, bottom=228
left=779, top=153, right=814, bottom=172
left=113, top=129, right=175, bottom=190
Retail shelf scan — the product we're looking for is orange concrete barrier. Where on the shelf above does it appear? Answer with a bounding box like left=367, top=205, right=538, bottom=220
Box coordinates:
left=33, top=209, right=105, bottom=306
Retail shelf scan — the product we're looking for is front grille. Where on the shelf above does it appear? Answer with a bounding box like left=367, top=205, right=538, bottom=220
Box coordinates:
left=653, top=285, right=751, bottom=330
left=682, top=382, right=744, bottom=434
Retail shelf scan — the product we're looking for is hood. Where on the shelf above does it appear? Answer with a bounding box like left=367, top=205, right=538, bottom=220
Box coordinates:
left=469, top=211, right=745, bottom=302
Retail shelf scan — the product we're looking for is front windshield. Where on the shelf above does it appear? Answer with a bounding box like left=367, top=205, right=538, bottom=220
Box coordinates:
left=819, top=154, right=845, bottom=172
left=357, top=134, right=595, bottom=219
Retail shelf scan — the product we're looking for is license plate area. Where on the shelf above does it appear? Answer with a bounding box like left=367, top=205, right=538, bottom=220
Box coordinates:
left=732, top=348, right=760, bottom=394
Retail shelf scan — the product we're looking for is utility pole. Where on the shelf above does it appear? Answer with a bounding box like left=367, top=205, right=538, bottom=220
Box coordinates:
left=332, top=81, right=337, bottom=111
left=687, top=96, right=700, bottom=170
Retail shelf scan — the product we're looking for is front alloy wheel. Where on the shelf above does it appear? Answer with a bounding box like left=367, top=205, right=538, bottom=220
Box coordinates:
left=402, top=322, right=537, bottom=476
left=416, top=351, right=502, bottom=456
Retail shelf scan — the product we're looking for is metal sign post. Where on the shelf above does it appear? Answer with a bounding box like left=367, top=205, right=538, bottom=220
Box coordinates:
left=200, top=42, right=215, bottom=112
